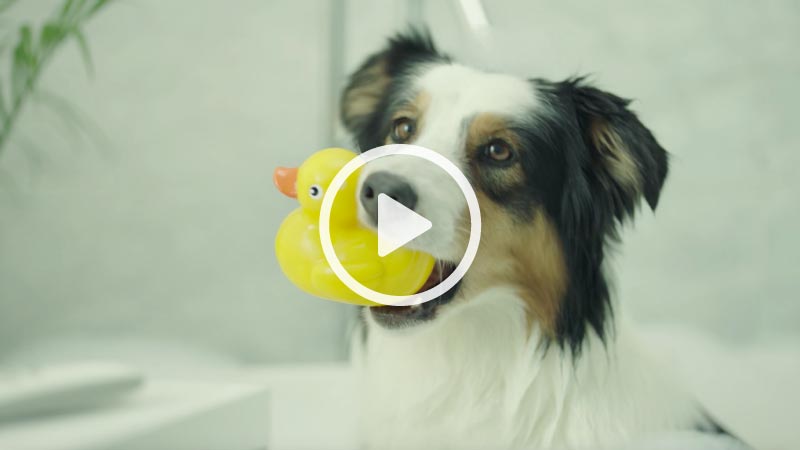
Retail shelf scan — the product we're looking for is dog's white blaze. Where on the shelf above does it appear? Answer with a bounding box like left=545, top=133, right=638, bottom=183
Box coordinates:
left=354, top=289, right=707, bottom=449
left=358, top=64, right=539, bottom=261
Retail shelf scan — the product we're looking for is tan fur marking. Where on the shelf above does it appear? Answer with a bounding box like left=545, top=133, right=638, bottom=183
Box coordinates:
left=458, top=193, right=568, bottom=336
left=590, top=119, right=642, bottom=192
left=342, top=59, right=390, bottom=128
left=467, top=113, right=524, bottom=185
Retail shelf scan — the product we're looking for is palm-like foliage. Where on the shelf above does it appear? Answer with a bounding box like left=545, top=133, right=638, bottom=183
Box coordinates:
left=0, top=0, right=112, bottom=156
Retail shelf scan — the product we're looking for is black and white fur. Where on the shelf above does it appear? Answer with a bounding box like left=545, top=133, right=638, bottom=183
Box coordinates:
left=340, top=30, right=744, bottom=450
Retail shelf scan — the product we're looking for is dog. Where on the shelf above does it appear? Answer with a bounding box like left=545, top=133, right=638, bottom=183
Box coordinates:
left=340, top=30, right=744, bottom=449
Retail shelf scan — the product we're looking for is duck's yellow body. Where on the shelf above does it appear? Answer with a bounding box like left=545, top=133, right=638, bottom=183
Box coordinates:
left=274, top=148, right=434, bottom=306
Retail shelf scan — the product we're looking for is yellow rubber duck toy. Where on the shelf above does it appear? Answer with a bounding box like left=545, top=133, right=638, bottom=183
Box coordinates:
left=273, top=148, right=435, bottom=306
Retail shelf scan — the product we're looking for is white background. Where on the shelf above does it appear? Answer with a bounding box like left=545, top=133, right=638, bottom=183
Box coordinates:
left=0, top=0, right=797, bottom=362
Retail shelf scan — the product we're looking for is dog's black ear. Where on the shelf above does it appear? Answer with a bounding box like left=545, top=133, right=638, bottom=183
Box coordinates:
left=550, top=79, right=669, bottom=353
left=567, top=78, right=669, bottom=218
left=340, top=28, right=447, bottom=149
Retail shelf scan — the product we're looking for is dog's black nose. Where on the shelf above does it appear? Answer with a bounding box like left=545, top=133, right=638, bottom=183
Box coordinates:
left=360, top=171, right=418, bottom=224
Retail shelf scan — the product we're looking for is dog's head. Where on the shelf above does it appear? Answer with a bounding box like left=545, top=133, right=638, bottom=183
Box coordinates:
left=341, top=30, right=668, bottom=351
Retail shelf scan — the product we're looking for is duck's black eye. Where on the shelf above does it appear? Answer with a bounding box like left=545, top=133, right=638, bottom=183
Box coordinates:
left=309, top=184, right=323, bottom=199
left=483, top=139, right=515, bottom=163
left=391, top=117, right=416, bottom=143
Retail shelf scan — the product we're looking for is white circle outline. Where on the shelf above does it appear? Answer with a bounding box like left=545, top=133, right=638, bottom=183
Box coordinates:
left=318, top=144, right=481, bottom=306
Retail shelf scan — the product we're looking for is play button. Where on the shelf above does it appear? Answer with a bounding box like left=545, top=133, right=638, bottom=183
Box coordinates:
left=319, top=144, right=482, bottom=306
left=377, top=193, right=432, bottom=257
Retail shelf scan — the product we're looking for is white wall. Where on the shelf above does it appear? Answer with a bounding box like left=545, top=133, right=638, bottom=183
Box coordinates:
left=0, top=0, right=352, bottom=362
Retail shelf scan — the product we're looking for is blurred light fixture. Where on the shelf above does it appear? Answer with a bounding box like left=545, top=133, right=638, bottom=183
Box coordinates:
left=458, top=0, right=490, bottom=30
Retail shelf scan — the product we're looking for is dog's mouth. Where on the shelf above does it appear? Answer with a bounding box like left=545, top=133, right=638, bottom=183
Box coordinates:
left=368, top=260, right=459, bottom=328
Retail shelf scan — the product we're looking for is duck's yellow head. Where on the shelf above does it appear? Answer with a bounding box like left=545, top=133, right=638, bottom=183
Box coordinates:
left=274, top=148, right=360, bottom=224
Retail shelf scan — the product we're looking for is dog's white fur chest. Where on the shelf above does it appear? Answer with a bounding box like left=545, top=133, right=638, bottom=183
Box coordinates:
left=355, top=287, right=705, bottom=449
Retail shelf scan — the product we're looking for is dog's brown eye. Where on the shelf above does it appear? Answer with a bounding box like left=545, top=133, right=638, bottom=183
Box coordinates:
left=391, top=117, right=415, bottom=143
left=484, top=139, right=514, bottom=162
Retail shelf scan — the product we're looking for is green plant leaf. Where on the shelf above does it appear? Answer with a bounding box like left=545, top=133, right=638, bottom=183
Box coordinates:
left=11, top=25, right=37, bottom=102
left=88, top=0, right=112, bottom=18
left=59, top=0, right=79, bottom=20
left=70, top=28, right=93, bottom=76
left=0, top=0, right=114, bottom=159
left=62, top=0, right=91, bottom=22
left=40, top=23, right=67, bottom=52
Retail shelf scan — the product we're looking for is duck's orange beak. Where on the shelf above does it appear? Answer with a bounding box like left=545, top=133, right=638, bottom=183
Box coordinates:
left=273, top=167, right=298, bottom=199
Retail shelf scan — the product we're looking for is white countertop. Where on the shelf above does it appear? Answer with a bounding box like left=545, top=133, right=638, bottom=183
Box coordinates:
left=0, top=364, right=358, bottom=450
left=1, top=327, right=799, bottom=449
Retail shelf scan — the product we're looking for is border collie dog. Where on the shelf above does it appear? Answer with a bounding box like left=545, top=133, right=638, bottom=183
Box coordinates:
left=341, top=30, right=741, bottom=449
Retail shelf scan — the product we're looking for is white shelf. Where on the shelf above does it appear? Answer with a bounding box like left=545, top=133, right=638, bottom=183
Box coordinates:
left=0, top=379, right=270, bottom=450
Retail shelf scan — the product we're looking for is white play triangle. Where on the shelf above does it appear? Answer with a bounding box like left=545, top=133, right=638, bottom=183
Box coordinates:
left=376, top=193, right=432, bottom=257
